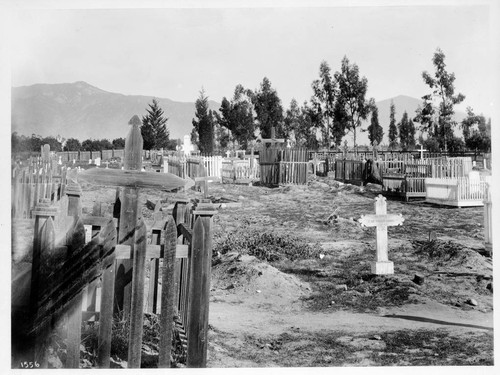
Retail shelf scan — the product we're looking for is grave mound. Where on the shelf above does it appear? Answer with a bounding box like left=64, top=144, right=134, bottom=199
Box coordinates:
left=211, top=254, right=311, bottom=311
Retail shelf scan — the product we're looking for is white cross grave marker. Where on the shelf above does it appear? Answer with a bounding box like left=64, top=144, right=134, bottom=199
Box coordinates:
left=358, top=195, right=404, bottom=275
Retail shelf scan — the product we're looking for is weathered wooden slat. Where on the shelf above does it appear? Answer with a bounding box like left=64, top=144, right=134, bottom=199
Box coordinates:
left=127, top=219, right=147, bottom=368
left=97, top=220, right=117, bottom=368
left=159, top=216, right=178, bottom=367
left=77, top=168, right=195, bottom=191
left=147, top=228, right=161, bottom=314
left=178, top=223, right=193, bottom=243
left=186, top=217, right=206, bottom=367
left=115, top=243, right=188, bottom=259
left=83, top=216, right=119, bottom=228
left=65, top=214, right=86, bottom=369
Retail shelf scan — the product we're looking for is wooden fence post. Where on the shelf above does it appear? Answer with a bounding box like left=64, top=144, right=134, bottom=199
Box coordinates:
left=127, top=218, right=147, bottom=368
left=64, top=181, right=85, bottom=368
left=115, top=116, right=143, bottom=317
left=158, top=216, right=178, bottom=367
left=187, top=200, right=217, bottom=368
left=97, top=221, right=117, bottom=368
left=30, top=200, right=58, bottom=367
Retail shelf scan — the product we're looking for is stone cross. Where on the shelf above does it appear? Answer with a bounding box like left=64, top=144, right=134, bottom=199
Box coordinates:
left=225, top=150, right=231, bottom=158
left=261, top=127, right=285, bottom=147
left=417, top=144, right=427, bottom=159
left=358, top=195, right=404, bottom=275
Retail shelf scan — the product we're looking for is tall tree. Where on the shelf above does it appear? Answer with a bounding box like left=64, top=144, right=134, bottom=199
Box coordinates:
left=64, top=138, right=82, bottom=151
left=388, top=101, right=398, bottom=149
left=334, top=56, right=372, bottom=149
left=461, top=107, right=491, bottom=152
left=192, top=88, right=215, bottom=154
left=297, top=102, right=320, bottom=149
left=250, top=77, right=284, bottom=139
left=141, top=98, right=170, bottom=150
left=284, top=98, right=301, bottom=144
left=215, top=84, right=255, bottom=149
left=311, top=61, right=337, bottom=147
left=112, top=138, right=126, bottom=149
left=367, top=104, right=383, bottom=146
left=398, top=111, right=416, bottom=151
left=414, top=48, right=465, bottom=151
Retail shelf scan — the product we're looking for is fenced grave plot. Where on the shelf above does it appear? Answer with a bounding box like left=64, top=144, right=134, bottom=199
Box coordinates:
left=259, top=147, right=308, bottom=185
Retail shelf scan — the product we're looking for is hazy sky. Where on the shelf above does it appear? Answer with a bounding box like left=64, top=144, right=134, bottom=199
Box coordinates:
left=5, top=1, right=499, bottom=117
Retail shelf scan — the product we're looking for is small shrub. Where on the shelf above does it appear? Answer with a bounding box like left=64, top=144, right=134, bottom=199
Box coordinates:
left=413, top=239, right=462, bottom=260
left=214, top=230, right=320, bottom=262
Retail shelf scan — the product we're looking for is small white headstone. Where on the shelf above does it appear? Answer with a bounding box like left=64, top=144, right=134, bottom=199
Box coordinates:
left=94, top=157, right=101, bottom=166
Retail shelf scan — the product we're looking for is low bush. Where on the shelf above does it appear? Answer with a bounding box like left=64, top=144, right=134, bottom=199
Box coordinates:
left=214, top=230, right=320, bottom=262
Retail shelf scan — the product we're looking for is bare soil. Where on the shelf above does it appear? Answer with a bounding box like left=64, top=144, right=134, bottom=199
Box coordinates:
left=11, top=173, right=494, bottom=367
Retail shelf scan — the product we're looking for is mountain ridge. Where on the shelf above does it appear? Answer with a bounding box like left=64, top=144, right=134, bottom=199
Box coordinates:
left=11, top=81, right=467, bottom=146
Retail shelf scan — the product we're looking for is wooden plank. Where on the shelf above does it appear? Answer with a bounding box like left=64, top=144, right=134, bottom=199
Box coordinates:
left=115, top=243, right=188, bottom=259
left=159, top=217, right=178, bottom=367
left=127, top=219, right=147, bottom=368
left=83, top=216, right=119, bottom=228
left=178, top=223, right=193, bottom=243
left=65, top=215, right=86, bottom=368
left=115, top=118, right=142, bottom=317
left=77, top=168, right=195, bottom=191
left=97, top=220, right=117, bottom=368
left=147, top=228, right=161, bottom=314
left=187, top=217, right=207, bottom=367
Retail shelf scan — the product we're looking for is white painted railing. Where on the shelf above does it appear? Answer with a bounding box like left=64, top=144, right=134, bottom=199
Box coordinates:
left=425, top=174, right=491, bottom=207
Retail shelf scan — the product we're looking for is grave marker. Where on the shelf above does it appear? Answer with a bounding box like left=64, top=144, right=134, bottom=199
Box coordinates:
left=194, top=165, right=221, bottom=199
left=76, top=116, right=193, bottom=368
left=358, top=195, right=404, bottom=275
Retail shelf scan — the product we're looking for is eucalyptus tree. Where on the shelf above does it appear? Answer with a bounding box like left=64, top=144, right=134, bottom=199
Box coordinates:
left=414, top=48, right=465, bottom=151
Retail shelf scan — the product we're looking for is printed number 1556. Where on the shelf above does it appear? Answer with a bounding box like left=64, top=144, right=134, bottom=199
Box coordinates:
left=20, top=361, right=40, bottom=368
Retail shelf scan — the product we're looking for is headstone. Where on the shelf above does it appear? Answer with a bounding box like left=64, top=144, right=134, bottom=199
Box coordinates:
left=358, top=195, right=404, bottom=275
left=182, top=134, right=194, bottom=156
left=94, top=157, right=101, bottom=166
left=226, top=150, right=231, bottom=158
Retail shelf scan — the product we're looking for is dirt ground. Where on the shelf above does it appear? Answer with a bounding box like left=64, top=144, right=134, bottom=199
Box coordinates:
left=11, top=173, right=494, bottom=367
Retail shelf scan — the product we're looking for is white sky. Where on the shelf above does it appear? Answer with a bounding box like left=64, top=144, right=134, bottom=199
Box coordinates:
left=5, top=0, right=498, bottom=116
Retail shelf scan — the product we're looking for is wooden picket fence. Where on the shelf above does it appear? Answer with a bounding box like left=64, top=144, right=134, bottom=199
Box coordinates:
left=12, top=162, right=68, bottom=218
left=165, top=155, right=223, bottom=179
left=259, top=147, right=308, bottom=185
left=425, top=174, right=492, bottom=207
left=20, top=116, right=216, bottom=369
left=380, top=157, right=473, bottom=201
left=221, top=159, right=260, bottom=184
left=334, top=160, right=366, bottom=186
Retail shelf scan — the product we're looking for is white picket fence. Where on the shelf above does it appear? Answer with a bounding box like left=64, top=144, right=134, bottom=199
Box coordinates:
left=221, top=159, right=260, bottom=183
left=164, top=155, right=223, bottom=179
left=425, top=173, right=492, bottom=207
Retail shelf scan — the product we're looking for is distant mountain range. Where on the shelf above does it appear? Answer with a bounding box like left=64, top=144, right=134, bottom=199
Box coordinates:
left=11, top=82, right=467, bottom=146
left=11, top=81, right=220, bottom=141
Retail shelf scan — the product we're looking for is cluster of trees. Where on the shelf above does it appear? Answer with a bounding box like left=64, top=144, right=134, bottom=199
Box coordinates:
left=11, top=49, right=491, bottom=156
left=11, top=133, right=129, bottom=153
left=190, top=56, right=382, bottom=153
left=188, top=49, right=490, bottom=154
left=12, top=98, right=177, bottom=153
